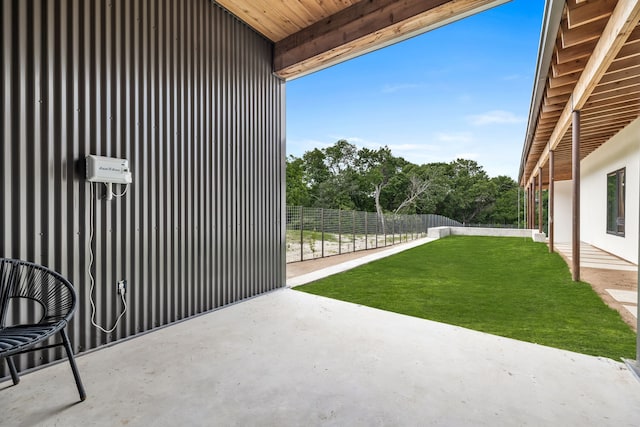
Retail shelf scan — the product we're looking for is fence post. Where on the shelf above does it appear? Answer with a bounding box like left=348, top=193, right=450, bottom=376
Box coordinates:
left=392, top=216, right=395, bottom=245
left=300, top=207, right=304, bottom=262
left=384, top=214, right=387, bottom=247
left=376, top=213, right=379, bottom=248
left=411, top=215, right=416, bottom=240
left=321, top=208, right=325, bottom=258
left=352, top=211, right=356, bottom=252
left=338, top=210, right=342, bottom=255
left=365, top=213, right=368, bottom=250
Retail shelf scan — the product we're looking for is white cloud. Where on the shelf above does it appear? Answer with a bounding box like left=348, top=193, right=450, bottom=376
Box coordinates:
left=467, top=110, right=525, bottom=126
left=435, top=132, right=474, bottom=143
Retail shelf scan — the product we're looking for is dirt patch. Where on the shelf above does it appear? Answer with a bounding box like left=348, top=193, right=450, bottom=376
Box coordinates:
left=580, top=267, right=637, bottom=331
left=555, top=249, right=638, bottom=331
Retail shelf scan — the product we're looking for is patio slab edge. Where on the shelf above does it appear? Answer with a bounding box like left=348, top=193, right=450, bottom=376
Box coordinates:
left=286, top=237, right=436, bottom=287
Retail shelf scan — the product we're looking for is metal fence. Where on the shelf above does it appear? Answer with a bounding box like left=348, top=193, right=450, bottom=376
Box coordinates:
left=286, top=206, right=461, bottom=263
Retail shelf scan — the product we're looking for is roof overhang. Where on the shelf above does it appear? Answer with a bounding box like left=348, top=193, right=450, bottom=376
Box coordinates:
left=519, top=0, right=640, bottom=188
left=216, top=0, right=511, bottom=80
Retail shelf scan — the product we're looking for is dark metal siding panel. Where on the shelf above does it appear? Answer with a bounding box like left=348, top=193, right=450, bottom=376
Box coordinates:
left=1, top=0, right=284, bottom=377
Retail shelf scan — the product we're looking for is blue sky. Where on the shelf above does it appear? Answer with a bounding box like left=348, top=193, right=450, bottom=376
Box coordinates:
left=286, top=0, right=545, bottom=180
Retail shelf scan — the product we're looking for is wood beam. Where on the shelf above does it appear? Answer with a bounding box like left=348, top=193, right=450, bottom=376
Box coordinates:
left=561, top=17, right=607, bottom=48
left=588, top=84, right=640, bottom=103
left=555, top=38, right=597, bottom=64
left=273, top=0, right=507, bottom=79
left=582, top=99, right=640, bottom=115
left=616, top=37, right=640, bottom=60
left=599, top=61, right=640, bottom=85
left=526, top=0, right=640, bottom=189
left=591, top=74, right=640, bottom=95
left=583, top=90, right=640, bottom=109
left=542, top=102, right=566, bottom=113
left=546, top=81, right=576, bottom=97
left=552, top=57, right=589, bottom=77
left=567, top=0, right=616, bottom=29
left=549, top=72, right=581, bottom=88
left=544, top=92, right=572, bottom=106
left=572, top=1, right=640, bottom=107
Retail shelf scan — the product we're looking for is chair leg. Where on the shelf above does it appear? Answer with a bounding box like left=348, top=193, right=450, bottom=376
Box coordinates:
left=60, top=328, right=87, bottom=401
left=6, top=357, right=20, bottom=385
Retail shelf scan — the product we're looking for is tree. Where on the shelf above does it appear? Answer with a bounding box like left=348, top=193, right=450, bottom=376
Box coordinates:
left=287, top=141, right=520, bottom=227
left=286, top=155, right=309, bottom=206
left=395, top=162, right=450, bottom=214
left=302, top=141, right=360, bottom=210
left=437, top=159, right=496, bottom=224
left=487, top=175, right=519, bottom=225
left=354, top=146, right=402, bottom=224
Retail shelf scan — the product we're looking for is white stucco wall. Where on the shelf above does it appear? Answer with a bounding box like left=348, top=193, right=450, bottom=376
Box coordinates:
left=551, top=180, right=573, bottom=244
left=580, top=117, right=640, bottom=263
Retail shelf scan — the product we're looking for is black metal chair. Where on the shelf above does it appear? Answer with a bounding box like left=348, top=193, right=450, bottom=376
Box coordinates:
left=0, top=258, right=86, bottom=401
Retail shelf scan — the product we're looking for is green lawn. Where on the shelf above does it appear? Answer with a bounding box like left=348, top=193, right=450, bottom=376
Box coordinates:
left=296, top=236, right=636, bottom=360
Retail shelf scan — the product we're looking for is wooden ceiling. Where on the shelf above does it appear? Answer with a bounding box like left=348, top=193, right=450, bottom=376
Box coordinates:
left=215, top=0, right=509, bottom=79
left=520, top=0, right=640, bottom=188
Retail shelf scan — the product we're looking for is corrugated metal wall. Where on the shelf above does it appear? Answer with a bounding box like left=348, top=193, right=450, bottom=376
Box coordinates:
left=1, top=0, right=285, bottom=376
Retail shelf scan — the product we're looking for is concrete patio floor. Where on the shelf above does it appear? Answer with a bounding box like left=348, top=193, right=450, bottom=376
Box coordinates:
left=2, top=288, right=640, bottom=426
left=554, top=242, right=638, bottom=272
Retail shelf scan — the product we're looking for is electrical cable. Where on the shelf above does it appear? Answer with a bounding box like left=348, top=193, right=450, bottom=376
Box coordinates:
left=106, top=182, right=128, bottom=198
left=88, top=182, right=127, bottom=334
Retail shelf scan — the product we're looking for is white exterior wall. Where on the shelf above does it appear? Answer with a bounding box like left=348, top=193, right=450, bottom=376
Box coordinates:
left=552, top=180, right=573, bottom=244
left=580, top=117, right=640, bottom=263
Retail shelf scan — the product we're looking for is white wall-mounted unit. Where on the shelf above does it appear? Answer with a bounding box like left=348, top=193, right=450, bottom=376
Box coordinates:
left=86, top=155, right=133, bottom=184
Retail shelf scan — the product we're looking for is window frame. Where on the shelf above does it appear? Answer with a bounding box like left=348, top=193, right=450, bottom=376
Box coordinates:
left=606, top=167, right=625, bottom=237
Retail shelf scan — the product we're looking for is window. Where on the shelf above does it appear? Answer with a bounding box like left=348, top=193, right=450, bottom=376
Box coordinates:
left=606, top=168, right=625, bottom=236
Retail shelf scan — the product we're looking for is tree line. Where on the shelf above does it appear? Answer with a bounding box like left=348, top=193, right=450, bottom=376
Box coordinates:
left=287, top=140, right=521, bottom=225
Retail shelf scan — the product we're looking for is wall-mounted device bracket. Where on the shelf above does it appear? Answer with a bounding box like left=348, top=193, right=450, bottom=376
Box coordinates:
left=86, top=155, right=132, bottom=200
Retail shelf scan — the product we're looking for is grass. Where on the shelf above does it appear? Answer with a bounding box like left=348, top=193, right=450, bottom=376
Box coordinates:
left=296, top=236, right=636, bottom=360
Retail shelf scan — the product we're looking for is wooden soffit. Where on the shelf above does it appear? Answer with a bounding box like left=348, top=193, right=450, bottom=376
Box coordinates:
left=216, top=0, right=510, bottom=80
left=520, top=0, right=640, bottom=188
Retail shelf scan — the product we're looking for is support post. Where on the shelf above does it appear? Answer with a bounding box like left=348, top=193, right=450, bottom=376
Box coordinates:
left=538, top=168, right=543, bottom=234
left=525, top=188, right=529, bottom=228
left=532, top=179, right=537, bottom=230
left=624, top=152, right=640, bottom=378
left=549, top=151, right=555, bottom=253
left=530, top=182, right=535, bottom=229
left=572, top=110, right=581, bottom=282
left=517, top=186, right=521, bottom=228
left=525, top=187, right=528, bottom=228
left=637, top=183, right=640, bottom=369
left=524, top=188, right=528, bottom=228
